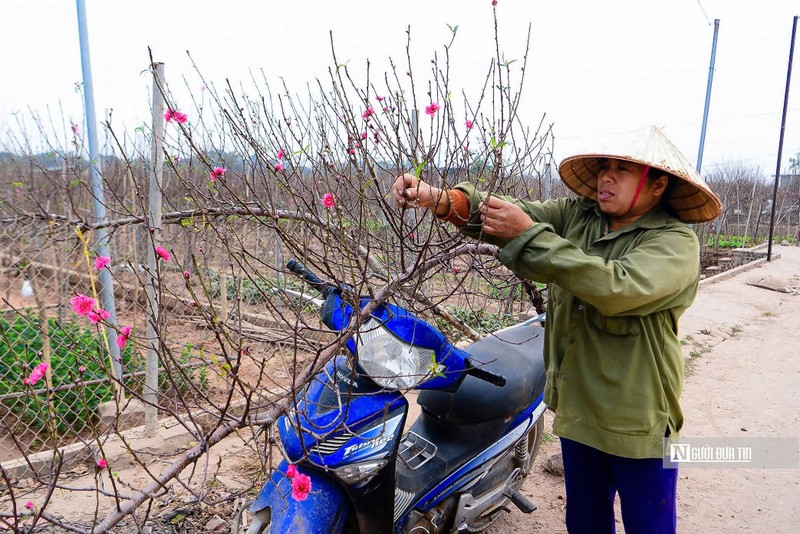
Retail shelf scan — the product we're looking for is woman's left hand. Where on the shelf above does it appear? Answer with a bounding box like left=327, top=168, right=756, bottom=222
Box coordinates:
left=479, top=195, right=535, bottom=240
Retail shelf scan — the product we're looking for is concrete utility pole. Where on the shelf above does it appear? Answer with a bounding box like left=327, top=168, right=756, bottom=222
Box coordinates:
left=144, top=62, right=166, bottom=433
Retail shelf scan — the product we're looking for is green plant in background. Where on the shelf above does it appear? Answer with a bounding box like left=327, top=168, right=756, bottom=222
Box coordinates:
left=207, top=270, right=287, bottom=305
left=198, top=365, right=209, bottom=391
left=205, top=268, right=316, bottom=312
left=125, top=342, right=210, bottom=406
left=0, top=313, right=136, bottom=439
left=162, top=343, right=209, bottom=397
left=707, top=234, right=753, bottom=248
left=435, top=306, right=519, bottom=340
left=487, top=281, right=525, bottom=301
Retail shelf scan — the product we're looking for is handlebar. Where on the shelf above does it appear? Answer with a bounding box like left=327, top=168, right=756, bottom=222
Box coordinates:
left=287, top=260, right=507, bottom=388
left=466, top=363, right=507, bottom=387
left=286, top=259, right=337, bottom=297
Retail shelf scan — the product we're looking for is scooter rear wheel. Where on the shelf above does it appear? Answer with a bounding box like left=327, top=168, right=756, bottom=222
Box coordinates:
left=463, top=416, right=545, bottom=532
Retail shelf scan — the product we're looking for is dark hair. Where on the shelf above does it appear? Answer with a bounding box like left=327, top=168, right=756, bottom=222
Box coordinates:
left=648, top=168, right=679, bottom=218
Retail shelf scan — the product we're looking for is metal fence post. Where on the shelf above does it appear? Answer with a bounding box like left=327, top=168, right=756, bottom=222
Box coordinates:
left=75, top=0, right=123, bottom=391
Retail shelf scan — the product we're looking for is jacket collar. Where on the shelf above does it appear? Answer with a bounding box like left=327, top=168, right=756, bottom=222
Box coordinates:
left=578, top=197, right=678, bottom=239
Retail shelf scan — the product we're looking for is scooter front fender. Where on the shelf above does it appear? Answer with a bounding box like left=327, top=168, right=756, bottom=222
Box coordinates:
left=250, top=460, right=349, bottom=534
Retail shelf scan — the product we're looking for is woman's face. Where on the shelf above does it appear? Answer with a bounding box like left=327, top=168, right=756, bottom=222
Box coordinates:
left=596, top=158, right=667, bottom=229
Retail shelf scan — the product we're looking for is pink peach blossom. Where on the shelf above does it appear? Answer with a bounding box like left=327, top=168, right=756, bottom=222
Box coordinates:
left=97, top=458, right=108, bottom=469
left=87, top=311, right=102, bottom=324
left=291, top=473, right=312, bottom=501
left=23, top=362, right=48, bottom=386
left=94, top=255, right=110, bottom=270
left=155, top=246, right=170, bottom=262
left=362, top=107, right=375, bottom=120
left=274, top=163, right=284, bottom=172
left=116, top=326, right=132, bottom=349
left=277, top=148, right=285, bottom=160
left=465, top=120, right=475, bottom=130
left=322, top=193, right=335, bottom=209
left=164, top=109, right=188, bottom=123
left=210, top=167, right=226, bottom=181
left=286, top=464, right=298, bottom=479
left=71, top=294, right=96, bottom=316
left=87, top=309, right=109, bottom=324
left=425, top=103, right=440, bottom=116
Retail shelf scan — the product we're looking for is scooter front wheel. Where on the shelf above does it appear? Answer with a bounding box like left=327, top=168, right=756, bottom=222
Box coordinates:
left=246, top=515, right=269, bottom=534
left=246, top=509, right=357, bottom=534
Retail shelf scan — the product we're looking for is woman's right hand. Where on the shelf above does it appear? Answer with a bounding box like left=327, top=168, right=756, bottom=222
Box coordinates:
left=391, top=173, right=449, bottom=216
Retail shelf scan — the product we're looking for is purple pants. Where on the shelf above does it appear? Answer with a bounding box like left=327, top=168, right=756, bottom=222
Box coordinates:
left=560, top=438, right=677, bottom=534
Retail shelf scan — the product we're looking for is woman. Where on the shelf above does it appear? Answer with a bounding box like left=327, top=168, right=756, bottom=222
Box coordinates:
left=392, top=126, right=722, bottom=533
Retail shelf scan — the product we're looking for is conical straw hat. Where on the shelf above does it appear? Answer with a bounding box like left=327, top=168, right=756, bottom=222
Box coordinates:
left=558, top=126, right=723, bottom=223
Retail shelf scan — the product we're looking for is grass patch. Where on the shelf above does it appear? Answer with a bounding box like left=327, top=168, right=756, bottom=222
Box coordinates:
left=681, top=334, right=713, bottom=375
left=0, top=312, right=136, bottom=442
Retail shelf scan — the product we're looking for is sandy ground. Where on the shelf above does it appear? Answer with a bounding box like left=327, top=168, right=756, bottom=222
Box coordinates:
left=5, top=246, right=799, bottom=533
left=486, top=244, right=800, bottom=533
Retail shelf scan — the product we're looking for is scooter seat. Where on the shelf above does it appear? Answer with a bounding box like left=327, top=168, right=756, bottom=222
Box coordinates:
left=418, top=322, right=546, bottom=424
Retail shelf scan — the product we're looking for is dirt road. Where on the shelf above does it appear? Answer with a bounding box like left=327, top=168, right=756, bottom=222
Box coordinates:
left=487, top=244, right=800, bottom=533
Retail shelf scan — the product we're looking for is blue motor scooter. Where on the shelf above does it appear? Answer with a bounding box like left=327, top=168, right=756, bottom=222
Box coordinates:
left=247, top=260, right=547, bottom=533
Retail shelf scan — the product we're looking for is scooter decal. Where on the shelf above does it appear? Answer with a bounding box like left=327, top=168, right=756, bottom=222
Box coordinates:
left=341, top=413, right=404, bottom=458
left=414, top=396, right=546, bottom=510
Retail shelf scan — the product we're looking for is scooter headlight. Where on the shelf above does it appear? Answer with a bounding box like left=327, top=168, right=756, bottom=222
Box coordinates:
left=334, top=459, right=388, bottom=485
left=356, top=319, right=437, bottom=389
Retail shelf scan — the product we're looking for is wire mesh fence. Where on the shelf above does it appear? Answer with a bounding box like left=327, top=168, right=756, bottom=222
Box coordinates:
left=0, top=192, right=302, bottom=461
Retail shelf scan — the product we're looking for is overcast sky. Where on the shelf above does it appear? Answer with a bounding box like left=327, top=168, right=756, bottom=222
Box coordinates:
left=2, top=0, right=799, bottom=176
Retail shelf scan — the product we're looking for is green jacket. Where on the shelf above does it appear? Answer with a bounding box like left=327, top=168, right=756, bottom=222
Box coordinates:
left=453, top=183, right=699, bottom=458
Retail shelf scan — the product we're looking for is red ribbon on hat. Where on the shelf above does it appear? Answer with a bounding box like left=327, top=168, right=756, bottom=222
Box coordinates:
left=628, top=164, right=650, bottom=214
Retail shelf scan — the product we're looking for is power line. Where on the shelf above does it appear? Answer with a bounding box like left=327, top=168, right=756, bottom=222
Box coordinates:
left=695, top=0, right=713, bottom=26
left=556, top=108, right=800, bottom=142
